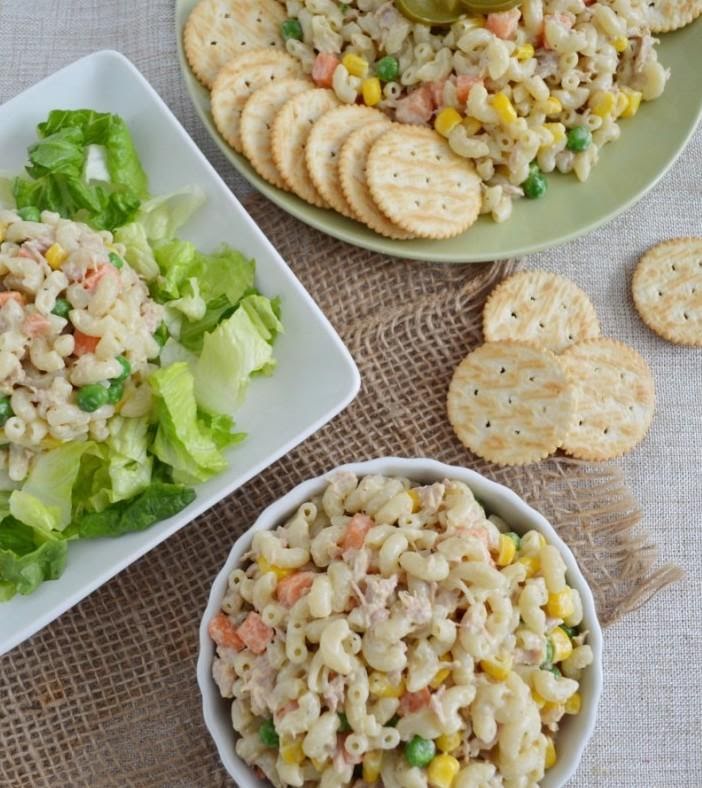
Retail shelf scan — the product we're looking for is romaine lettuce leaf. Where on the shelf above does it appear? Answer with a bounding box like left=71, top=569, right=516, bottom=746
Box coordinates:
left=113, top=222, right=160, bottom=280
left=194, top=302, right=276, bottom=416
left=9, top=442, right=96, bottom=533
left=136, top=186, right=206, bottom=242
left=106, top=416, right=153, bottom=504
left=0, top=517, right=68, bottom=600
left=149, top=362, right=229, bottom=483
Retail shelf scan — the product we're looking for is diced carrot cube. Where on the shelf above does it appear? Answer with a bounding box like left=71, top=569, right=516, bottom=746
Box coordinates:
left=312, top=52, right=340, bottom=88
left=486, top=9, right=521, bottom=40
left=0, top=291, right=26, bottom=307
left=276, top=570, right=316, bottom=607
left=73, top=329, right=100, bottom=357
left=341, top=513, right=374, bottom=551
left=236, top=611, right=274, bottom=654
left=208, top=612, right=245, bottom=651
left=456, top=75, right=482, bottom=105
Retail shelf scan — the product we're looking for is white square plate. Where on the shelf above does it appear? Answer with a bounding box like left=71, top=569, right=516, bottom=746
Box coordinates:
left=0, top=50, right=360, bottom=655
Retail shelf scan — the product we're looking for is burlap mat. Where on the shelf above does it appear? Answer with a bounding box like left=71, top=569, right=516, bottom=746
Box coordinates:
left=1, top=196, right=682, bottom=788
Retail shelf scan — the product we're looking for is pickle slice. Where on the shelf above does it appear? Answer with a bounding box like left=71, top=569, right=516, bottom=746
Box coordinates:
left=460, top=0, right=522, bottom=12
left=395, top=0, right=465, bottom=25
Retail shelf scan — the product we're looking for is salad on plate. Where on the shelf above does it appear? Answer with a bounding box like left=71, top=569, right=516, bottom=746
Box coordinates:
left=0, top=109, right=282, bottom=601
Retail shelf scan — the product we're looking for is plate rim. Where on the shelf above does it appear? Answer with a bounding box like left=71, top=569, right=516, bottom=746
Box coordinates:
left=0, top=49, right=361, bottom=656
left=173, top=0, right=702, bottom=263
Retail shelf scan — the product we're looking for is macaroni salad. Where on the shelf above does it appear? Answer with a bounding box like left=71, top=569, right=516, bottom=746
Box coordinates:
left=0, top=208, right=162, bottom=481
left=282, top=0, right=669, bottom=221
left=209, top=473, right=594, bottom=787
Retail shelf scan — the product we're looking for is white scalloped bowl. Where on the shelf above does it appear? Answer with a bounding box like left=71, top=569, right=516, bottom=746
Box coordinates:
left=198, top=457, right=603, bottom=787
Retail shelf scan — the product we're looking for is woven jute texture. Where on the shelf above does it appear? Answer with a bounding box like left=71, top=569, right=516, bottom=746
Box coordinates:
left=1, top=196, right=682, bottom=788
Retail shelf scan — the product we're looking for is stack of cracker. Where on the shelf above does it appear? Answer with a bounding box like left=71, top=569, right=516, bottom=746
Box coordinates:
left=447, top=270, right=656, bottom=466
left=183, top=0, right=481, bottom=240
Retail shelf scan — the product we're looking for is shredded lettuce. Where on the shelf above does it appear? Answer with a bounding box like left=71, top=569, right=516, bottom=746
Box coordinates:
left=194, top=300, right=278, bottom=416
left=0, top=518, right=68, bottom=600
left=136, top=186, right=206, bottom=242
left=149, top=363, right=230, bottom=484
left=12, top=109, right=147, bottom=230
left=113, top=222, right=160, bottom=280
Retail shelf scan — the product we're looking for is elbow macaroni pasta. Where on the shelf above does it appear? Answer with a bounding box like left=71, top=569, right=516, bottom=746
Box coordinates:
left=210, top=473, right=593, bottom=786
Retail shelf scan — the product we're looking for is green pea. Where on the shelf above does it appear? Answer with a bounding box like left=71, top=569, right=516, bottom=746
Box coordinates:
left=0, top=396, right=14, bottom=427
left=566, top=125, right=592, bottom=152
left=106, top=380, right=124, bottom=405
left=113, top=355, right=131, bottom=382
left=504, top=532, right=521, bottom=550
left=259, top=718, right=279, bottom=748
left=522, top=168, right=548, bottom=199
left=376, top=55, right=399, bottom=82
left=76, top=384, right=109, bottom=413
left=17, top=206, right=41, bottom=222
left=560, top=624, right=578, bottom=639
left=108, top=251, right=124, bottom=269
left=337, top=712, right=351, bottom=733
left=404, top=736, right=435, bottom=768
left=281, top=18, right=303, bottom=41
left=51, top=297, right=71, bottom=318
left=541, top=638, right=554, bottom=668
left=153, top=322, right=169, bottom=348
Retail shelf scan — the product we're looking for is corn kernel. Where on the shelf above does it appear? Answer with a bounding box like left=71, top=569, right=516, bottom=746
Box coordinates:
left=369, top=671, right=405, bottom=698
left=517, top=554, right=540, bottom=578
left=621, top=87, right=642, bottom=118
left=362, top=750, right=383, bottom=783
left=544, top=737, right=557, bottom=769
left=496, top=533, right=517, bottom=567
left=311, top=758, right=328, bottom=772
left=436, top=732, right=462, bottom=753
left=590, top=90, right=616, bottom=118
left=549, top=627, right=574, bottom=662
left=541, top=700, right=564, bottom=719
left=427, top=753, right=460, bottom=788
left=515, top=43, right=535, bottom=61
left=614, top=91, right=629, bottom=118
left=543, top=122, right=566, bottom=144
left=430, top=667, right=452, bottom=689
left=546, top=589, right=574, bottom=619
left=463, top=116, right=482, bottom=136
left=543, top=97, right=562, bottom=117
left=480, top=654, right=512, bottom=681
left=613, top=35, right=629, bottom=52
left=565, top=691, right=582, bottom=715
left=281, top=740, right=305, bottom=765
left=491, top=92, right=518, bottom=125
left=257, top=556, right=293, bottom=581
left=531, top=688, right=547, bottom=708
left=45, top=243, right=68, bottom=270
left=342, top=52, right=369, bottom=78
left=408, top=488, right=422, bottom=513
left=362, top=76, right=382, bottom=107
left=434, top=107, right=463, bottom=138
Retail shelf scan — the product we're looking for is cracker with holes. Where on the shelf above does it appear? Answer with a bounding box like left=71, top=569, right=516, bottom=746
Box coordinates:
left=483, top=270, right=600, bottom=353
left=645, top=0, right=702, bottom=32
left=559, top=338, right=655, bottom=461
left=366, top=126, right=481, bottom=239
left=447, top=341, right=575, bottom=466
left=241, top=78, right=312, bottom=189
left=211, top=50, right=302, bottom=153
left=184, top=0, right=285, bottom=89
left=305, top=106, right=388, bottom=219
left=632, top=237, right=702, bottom=346
left=271, top=89, right=340, bottom=208
left=339, top=123, right=415, bottom=240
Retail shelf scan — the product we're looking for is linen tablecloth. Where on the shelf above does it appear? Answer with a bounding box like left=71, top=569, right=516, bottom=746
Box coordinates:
left=1, top=2, right=700, bottom=786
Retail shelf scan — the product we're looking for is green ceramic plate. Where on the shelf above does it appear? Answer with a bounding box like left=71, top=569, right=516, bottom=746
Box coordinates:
left=175, top=1, right=702, bottom=262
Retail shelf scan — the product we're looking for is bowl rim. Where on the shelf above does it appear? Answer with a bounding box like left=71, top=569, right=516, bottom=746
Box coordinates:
left=197, top=457, right=604, bottom=787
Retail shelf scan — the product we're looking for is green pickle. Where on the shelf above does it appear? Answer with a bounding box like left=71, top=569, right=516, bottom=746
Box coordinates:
left=396, top=0, right=521, bottom=24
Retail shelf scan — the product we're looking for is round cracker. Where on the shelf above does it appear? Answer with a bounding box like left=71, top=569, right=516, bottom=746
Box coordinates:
left=632, top=237, right=702, bottom=346
left=560, top=338, right=655, bottom=461
left=646, top=0, right=702, bottom=32
left=305, top=106, right=388, bottom=219
left=271, top=89, right=340, bottom=208
left=339, top=123, right=415, bottom=240
left=447, top=341, right=575, bottom=466
left=241, top=78, right=312, bottom=189
left=183, top=0, right=285, bottom=89
left=211, top=50, right=302, bottom=153
left=366, top=126, right=481, bottom=239
left=483, top=270, right=601, bottom=353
